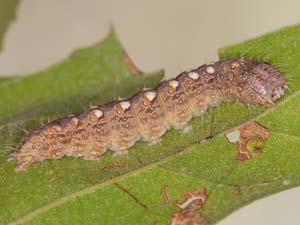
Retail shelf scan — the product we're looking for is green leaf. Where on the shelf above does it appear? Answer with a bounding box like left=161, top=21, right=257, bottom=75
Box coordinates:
left=0, top=0, right=20, bottom=51
left=0, top=76, right=14, bottom=83
left=0, top=30, right=163, bottom=224
left=1, top=25, right=300, bottom=225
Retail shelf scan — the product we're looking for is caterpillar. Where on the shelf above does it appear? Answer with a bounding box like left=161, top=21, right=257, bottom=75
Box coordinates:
left=10, top=58, right=287, bottom=171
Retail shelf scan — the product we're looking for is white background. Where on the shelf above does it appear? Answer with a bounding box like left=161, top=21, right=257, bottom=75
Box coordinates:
left=1, top=1, right=300, bottom=224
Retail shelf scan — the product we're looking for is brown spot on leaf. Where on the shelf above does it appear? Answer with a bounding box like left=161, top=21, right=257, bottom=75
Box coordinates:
left=174, top=188, right=207, bottom=210
left=232, top=186, right=241, bottom=196
left=102, top=161, right=128, bottom=169
left=164, top=187, right=209, bottom=225
left=225, top=121, right=270, bottom=162
left=170, top=208, right=209, bottom=225
left=122, top=50, right=143, bottom=75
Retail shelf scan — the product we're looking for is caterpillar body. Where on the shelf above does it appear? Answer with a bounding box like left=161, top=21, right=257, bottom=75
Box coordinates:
left=10, top=58, right=286, bottom=171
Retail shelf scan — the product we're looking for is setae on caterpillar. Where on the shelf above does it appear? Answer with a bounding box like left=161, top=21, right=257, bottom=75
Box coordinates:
left=10, top=58, right=287, bottom=171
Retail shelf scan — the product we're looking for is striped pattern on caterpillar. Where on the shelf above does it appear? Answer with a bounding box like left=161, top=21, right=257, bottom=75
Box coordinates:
left=10, top=58, right=287, bottom=171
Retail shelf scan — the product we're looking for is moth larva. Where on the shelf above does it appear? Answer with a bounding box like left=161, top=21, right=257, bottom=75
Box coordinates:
left=10, top=58, right=287, bottom=171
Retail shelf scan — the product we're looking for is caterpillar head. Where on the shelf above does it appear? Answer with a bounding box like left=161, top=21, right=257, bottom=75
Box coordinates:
left=239, top=61, right=287, bottom=106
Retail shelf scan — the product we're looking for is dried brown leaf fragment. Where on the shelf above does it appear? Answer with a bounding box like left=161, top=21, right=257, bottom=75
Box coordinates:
left=225, top=121, right=270, bottom=161
left=166, top=187, right=209, bottom=225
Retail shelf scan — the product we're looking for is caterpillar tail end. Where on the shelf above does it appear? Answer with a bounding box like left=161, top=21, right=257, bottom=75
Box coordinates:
left=8, top=137, right=47, bottom=172
left=8, top=149, right=35, bottom=172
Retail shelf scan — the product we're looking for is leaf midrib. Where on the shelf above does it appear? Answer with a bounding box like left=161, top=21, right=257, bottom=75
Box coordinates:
left=7, top=89, right=300, bottom=225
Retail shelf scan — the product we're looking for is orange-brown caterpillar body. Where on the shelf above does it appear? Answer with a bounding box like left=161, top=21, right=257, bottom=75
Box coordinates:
left=10, top=58, right=287, bottom=171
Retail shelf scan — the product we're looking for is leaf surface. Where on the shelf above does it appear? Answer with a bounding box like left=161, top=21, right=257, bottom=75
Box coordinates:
left=0, top=0, right=20, bottom=51
left=1, top=25, right=300, bottom=225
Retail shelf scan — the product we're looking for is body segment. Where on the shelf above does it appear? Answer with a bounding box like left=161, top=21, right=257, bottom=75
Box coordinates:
left=131, top=90, right=168, bottom=144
